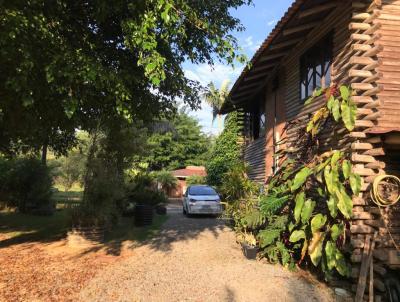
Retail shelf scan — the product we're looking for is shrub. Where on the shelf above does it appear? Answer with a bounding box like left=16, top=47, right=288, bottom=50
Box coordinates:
left=0, top=158, right=54, bottom=213
left=186, top=175, right=206, bottom=186
left=128, top=188, right=168, bottom=207
left=219, top=163, right=258, bottom=202
left=152, top=170, right=177, bottom=192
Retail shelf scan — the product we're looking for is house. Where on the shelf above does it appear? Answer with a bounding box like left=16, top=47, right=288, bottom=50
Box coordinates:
left=169, top=166, right=206, bottom=197
left=221, top=0, right=400, bottom=297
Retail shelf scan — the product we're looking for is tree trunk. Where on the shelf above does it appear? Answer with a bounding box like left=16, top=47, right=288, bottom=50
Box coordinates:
left=41, top=140, right=48, bottom=165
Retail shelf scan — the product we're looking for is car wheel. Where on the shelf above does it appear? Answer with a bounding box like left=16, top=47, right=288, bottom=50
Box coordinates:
left=183, top=206, right=187, bottom=215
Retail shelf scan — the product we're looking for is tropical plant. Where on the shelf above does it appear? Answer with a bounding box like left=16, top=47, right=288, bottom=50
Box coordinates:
left=219, top=162, right=258, bottom=202
left=153, top=170, right=178, bottom=192
left=226, top=85, right=360, bottom=279
left=203, top=80, right=231, bottom=130
left=186, top=175, right=206, bottom=186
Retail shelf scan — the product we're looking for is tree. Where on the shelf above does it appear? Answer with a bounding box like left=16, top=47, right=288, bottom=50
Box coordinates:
left=144, top=110, right=211, bottom=171
left=153, top=171, right=178, bottom=193
left=0, top=0, right=250, bottom=157
left=206, top=111, right=242, bottom=186
left=203, top=80, right=231, bottom=131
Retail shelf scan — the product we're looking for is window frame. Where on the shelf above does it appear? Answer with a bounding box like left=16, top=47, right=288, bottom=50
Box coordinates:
left=300, top=33, right=333, bottom=102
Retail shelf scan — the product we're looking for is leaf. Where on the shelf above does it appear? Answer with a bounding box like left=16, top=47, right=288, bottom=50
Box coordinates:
left=289, top=230, right=306, bottom=243
left=340, top=86, right=350, bottom=101
left=335, top=249, right=351, bottom=277
left=324, top=165, right=334, bottom=194
left=304, top=96, right=314, bottom=106
left=327, top=195, right=338, bottom=218
left=291, top=167, right=312, bottom=192
left=294, top=192, right=305, bottom=223
left=308, top=232, right=325, bottom=266
left=349, top=173, right=361, bottom=196
left=313, top=87, right=324, bottom=97
left=306, top=120, right=314, bottom=133
left=300, top=240, right=309, bottom=262
left=325, top=241, right=336, bottom=270
left=336, top=186, right=353, bottom=219
left=258, top=229, right=281, bottom=248
left=341, top=100, right=357, bottom=131
left=332, top=98, right=341, bottom=121
left=327, top=95, right=335, bottom=111
left=342, top=160, right=352, bottom=180
left=331, top=224, right=344, bottom=241
left=311, top=214, right=327, bottom=233
left=301, top=199, right=316, bottom=224
left=330, top=151, right=342, bottom=167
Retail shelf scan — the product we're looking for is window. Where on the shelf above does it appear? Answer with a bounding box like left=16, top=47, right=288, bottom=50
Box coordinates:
left=188, top=186, right=217, bottom=196
left=300, top=34, right=333, bottom=100
left=251, top=102, right=266, bottom=140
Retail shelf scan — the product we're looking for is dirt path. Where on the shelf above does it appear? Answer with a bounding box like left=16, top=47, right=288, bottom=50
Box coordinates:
left=79, top=204, right=334, bottom=302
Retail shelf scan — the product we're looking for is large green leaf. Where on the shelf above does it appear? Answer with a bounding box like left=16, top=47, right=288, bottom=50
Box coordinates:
left=331, top=224, right=344, bottom=241
left=325, top=241, right=336, bottom=270
left=336, top=186, right=353, bottom=219
left=324, top=165, right=334, bottom=194
left=294, top=192, right=305, bottom=223
left=332, top=98, right=341, bottom=122
left=342, top=160, right=352, bottom=180
left=308, top=232, right=325, bottom=266
left=340, top=86, right=350, bottom=101
left=341, top=100, right=357, bottom=131
left=335, top=249, right=351, bottom=277
left=301, top=199, right=316, bottom=224
left=311, top=214, right=327, bottom=233
left=291, top=167, right=313, bottom=192
left=330, top=151, right=342, bottom=167
left=289, top=230, right=306, bottom=243
left=349, top=173, right=361, bottom=196
left=327, top=195, right=338, bottom=218
left=258, top=229, right=281, bottom=248
left=327, top=95, right=335, bottom=111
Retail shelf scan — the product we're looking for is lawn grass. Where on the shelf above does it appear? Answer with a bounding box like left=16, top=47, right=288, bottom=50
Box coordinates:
left=0, top=208, right=168, bottom=247
left=52, top=190, right=83, bottom=209
left=0, top=210, right=71, bottom=242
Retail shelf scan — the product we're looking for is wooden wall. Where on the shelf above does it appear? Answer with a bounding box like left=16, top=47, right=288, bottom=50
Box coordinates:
left=243, top=137, right=266, bottom=183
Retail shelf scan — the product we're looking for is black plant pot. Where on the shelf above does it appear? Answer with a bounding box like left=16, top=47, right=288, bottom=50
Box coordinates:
left=155, top=204, right=167, bottom=215
left=134, top=203, right=154, bottom=227
left=241, top=243, right=258, bottom=260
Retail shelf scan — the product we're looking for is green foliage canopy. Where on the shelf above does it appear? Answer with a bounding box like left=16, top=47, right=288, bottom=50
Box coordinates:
left=0, top=0, right=250, bottom=155
left=144, top=110, right=210, bottom=171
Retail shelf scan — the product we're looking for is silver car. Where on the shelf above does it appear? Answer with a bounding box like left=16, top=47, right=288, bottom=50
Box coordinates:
left=183, top=185, right=222, bottom=215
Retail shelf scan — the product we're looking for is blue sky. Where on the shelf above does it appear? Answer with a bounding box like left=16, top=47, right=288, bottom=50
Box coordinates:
left=184, top=0, right=293, bottom=134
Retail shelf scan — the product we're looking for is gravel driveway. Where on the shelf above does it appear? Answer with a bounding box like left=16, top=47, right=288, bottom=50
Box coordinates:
left=79, top=204, right=334, bottom=302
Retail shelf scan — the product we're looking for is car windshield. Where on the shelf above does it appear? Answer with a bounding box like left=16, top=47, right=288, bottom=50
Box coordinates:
left=189, top=186, right=217, bottom=196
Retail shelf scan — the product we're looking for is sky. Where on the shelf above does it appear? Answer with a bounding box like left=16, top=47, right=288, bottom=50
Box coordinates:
left=184, top=0, right=294, bottom=135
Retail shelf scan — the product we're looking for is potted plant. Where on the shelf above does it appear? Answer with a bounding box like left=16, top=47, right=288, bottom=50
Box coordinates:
left=238, top=232, right=259, bottom=260
left=68, top=204, right=107, bottom=245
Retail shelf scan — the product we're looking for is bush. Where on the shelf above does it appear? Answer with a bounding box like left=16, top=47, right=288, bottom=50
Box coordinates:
left=152, top=170, right=177, bottom=192
left=128, top=188, right=168, bottom=207
left=219, top=163, right=258, bottom=202
left=186, top=175, right=206, bottom=186
left=0, top=158, right=54, bottom=213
